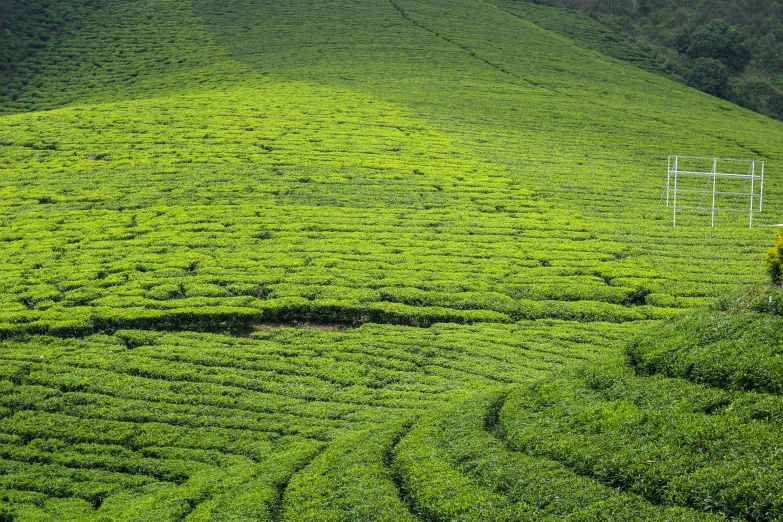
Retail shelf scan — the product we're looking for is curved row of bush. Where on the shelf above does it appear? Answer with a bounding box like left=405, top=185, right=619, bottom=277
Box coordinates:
left=0, top=322, right=591, bottom=519
left=499, top=358, right=783, bottom=521
left=0, top=300, right=513, bottom=340
left=0, top=295, right=687, bottom=341
left=0, top=434, right=323, bottom=521
left=283, top=421, right=419, bottom=521
left=628, top=289, right=783, bottom=394
left=392, top=390, right=724, bottom=521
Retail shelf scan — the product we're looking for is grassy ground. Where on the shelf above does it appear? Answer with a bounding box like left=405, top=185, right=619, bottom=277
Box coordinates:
left=1, top=0, right=783, bottom=519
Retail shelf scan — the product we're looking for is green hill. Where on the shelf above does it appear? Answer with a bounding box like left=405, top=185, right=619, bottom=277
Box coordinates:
left=1, top=0, right=782, bottom=519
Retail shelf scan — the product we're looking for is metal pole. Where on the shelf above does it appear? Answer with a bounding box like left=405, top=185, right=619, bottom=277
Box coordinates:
left=733, top=176, right=748, bottom=215
left=760, top=161, right=765, bottom=212
left=673, top=168, right=678, bottom=227
left=749, top=164, right=755, bottom=228
left=666, top=156, right=671, bottom=207
left=698, top=159, right=717, bottom=215
left=711, top=161, right=717, bottom=227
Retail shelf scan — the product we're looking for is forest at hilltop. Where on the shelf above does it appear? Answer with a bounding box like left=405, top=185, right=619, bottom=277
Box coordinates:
left=527, top=0, right=783, bottom=120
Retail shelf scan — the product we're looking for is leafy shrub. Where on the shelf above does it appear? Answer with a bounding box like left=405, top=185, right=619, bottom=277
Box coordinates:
left=395, top=390, right=723, bottom=521
left=766, top=91, right=783, bottom=119
left=765, top=231, right=783, bottom=284
left=392, top=413, right=519, bottom=521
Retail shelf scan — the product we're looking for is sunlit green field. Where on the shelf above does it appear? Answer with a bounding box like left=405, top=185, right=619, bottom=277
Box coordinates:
left=2, top=0, right=783, bottom=519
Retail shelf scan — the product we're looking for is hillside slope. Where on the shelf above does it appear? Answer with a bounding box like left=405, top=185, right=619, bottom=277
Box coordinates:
left=1, top=0, right=782, bottom=520
left=531, top=0, right=783, bottom=120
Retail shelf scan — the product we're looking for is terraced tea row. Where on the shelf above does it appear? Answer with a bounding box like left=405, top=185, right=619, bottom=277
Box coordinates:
left=393, top=292, right=783, bottom=522
left=0, top=320, right=639, bottom=519
left=389, top=345, right=783, bottom=521
left=0, top=88, right=772, bottom=336
left=393, top=391, right=725, bottom=521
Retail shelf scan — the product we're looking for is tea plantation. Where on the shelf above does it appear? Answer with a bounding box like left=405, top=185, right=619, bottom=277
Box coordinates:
left=1, top=0, right=783, bottom=519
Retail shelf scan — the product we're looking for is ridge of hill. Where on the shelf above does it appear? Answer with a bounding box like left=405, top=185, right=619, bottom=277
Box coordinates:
left=1, top=0, right=783, bottom=520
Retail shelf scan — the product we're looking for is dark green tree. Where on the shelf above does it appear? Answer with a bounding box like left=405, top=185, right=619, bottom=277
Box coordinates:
left=675, top=30, right=690, bottom=54
left=686, top=19, right=751, bottom=72
left=766, top=91, right=783, bottom=119
left=0, top=0, right=11, bottom=25
left=687, top=57, right=728, bottom=97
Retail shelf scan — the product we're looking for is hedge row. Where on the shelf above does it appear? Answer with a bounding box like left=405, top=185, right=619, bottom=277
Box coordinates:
left=283, top=421, right=418, bottom=521
left=0, top=435, right=322, bottom=521
left=500, top=359, right=783, bottom=521
left=0, top=299, right=514, bottom=340
left=396, top=390, right=724, bottom=521
left=0, top=322, right=602, bottom=519
left=628, top=304, right=783, bottom=395
left=0, top=295, right=688, bottom=342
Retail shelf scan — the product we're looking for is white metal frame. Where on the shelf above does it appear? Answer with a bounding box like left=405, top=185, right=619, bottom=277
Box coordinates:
left=663, top=155, right=764, bottom=228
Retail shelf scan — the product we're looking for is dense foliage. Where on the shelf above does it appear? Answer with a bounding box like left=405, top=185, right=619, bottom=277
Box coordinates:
left=0, top=322, right=646, bottom=520
left=526, top=0, right=783, bottom=120
left=0, top=0, right=782, bottom=519
left=686, top=20, right=751, bottom=72
left=0, top=0, right=11, bottom=23
left=765, top=232, right=783, bottom=282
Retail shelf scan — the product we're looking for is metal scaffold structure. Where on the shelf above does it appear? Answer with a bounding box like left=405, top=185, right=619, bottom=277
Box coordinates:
left=658, top=155, right=765, bottom=228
